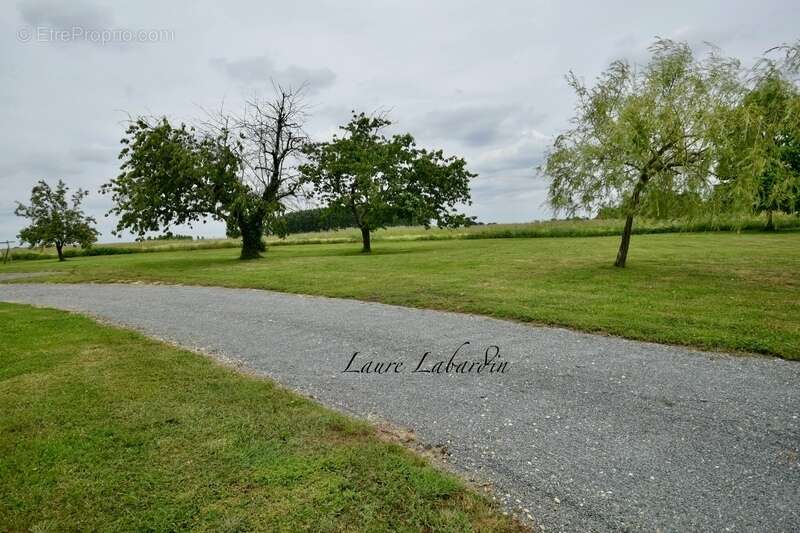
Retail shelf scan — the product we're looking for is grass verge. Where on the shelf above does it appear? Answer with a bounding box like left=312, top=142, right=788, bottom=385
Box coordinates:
left=0, top=303, right=523, bottom=532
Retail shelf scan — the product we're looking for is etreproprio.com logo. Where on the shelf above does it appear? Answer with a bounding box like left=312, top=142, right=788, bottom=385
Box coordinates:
left=17, top=26, right=174, bottom=44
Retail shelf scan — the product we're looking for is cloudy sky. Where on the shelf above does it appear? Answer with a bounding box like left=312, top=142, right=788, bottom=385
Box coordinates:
left=1, top=0, right=797, bottom=241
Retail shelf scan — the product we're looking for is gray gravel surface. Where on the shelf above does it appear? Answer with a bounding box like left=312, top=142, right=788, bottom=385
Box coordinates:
left=1, top=283, right=798, bottom=532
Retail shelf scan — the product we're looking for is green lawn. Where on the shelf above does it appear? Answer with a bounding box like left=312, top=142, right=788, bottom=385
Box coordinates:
left=3, top=231, right=799, bottom=359
left=0, top=304, right=521, bottom=532
left=10, top=213, right=800, bottom=260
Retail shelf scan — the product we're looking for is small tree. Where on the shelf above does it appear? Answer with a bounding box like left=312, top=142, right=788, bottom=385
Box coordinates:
left=300, top=112, right=475, bottom=252
left=543, top=39, right=746, bottom=267
left=103, top=86, right=307, bottom=259
left=15, top=179, right=99, bottom=261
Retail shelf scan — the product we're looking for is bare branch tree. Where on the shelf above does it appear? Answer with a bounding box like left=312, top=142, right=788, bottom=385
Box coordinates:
left=107, top=84, right=312, bottom=259
left=204, top=83, right=310, bottom=201
left=199, top=83, right=311, bottom=255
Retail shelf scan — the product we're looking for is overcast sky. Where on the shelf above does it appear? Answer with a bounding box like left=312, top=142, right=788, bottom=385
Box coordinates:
left=1, top=0, right=797, bottom=241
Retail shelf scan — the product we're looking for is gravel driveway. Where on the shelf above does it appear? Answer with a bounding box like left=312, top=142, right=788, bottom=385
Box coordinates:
left=1, top=283, right=798, bottom=532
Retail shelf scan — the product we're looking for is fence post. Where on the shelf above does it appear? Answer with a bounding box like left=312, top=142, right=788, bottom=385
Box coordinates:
left=1, top=241, right=12, bottom=264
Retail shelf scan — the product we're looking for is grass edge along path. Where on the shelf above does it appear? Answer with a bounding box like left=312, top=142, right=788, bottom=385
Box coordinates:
left=0, top=303, right=527, bottom=532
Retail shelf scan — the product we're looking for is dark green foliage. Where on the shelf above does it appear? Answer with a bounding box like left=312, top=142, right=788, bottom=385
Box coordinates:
left=143, top=232, right=194, bottom=241
left=275, top=206, right=357, bottom=234
left=102, top=117, right=249, bottom=248
left=275, top=206, right=424, bottom=234
left=14, top=179, right=99, bottom=261
left=300, top=112, right=475, bottom=252
left=64, top=246, right=134, bottom=257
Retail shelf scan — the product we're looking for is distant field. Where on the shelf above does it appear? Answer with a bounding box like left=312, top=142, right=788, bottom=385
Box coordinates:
left=268, top=213, right=800, bottom=245
left=3, top=231, right=799, bottom=360
left=0, top=304, right=521, bottom=532
left=7, top=213, right=799, bottom=260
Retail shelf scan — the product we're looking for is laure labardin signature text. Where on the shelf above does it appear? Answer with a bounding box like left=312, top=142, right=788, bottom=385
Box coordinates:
left=343, top=342, right=508, bottom=374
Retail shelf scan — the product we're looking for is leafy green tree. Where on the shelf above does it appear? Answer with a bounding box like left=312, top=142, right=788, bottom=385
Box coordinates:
left=300, top=112, right=475, bottom=252
left=717, top=48, right=800, bottom=229
left=15, top=179, right=99, bottom=261
left=543, top=39, right=746, bottom=267
left=745, top=74, right=800, bottom=229
left=103, top=87, right=307, bottom=259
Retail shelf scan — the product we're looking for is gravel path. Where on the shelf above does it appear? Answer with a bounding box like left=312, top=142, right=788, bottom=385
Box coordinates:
left=1, top=283, right=798, bottom=532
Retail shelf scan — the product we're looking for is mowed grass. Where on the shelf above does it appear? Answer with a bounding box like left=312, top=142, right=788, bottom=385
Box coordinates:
left=3, top=231, right=799, bottom=359
left=10, top=213, right=800, bottom=260
left=0, top=304, right=522, bottom=532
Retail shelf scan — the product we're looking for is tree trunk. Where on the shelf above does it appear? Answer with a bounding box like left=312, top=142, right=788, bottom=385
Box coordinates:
left=360, top=225, right=371, bottom=253
left=239, top=220, right=265, bottom=260
left=614, top=175, right=647, bottom=268
left=765, top=210, right=775, bottom=231
left=56, top=242, right=65, bottom=262
left=614, top=214, right=635, bottom=268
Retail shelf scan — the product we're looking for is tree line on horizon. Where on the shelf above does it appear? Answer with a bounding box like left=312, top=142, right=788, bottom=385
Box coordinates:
left=13, top=38, right=800, bottom=265
left=274, top=206, right=429, bottom=235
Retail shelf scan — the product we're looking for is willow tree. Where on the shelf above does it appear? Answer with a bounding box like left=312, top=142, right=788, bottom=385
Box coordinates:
left=742, top=73, right=800, bottom=229
left=544, top=39, right=745, bottom=267
left=717, top=45, right=800, bottom=229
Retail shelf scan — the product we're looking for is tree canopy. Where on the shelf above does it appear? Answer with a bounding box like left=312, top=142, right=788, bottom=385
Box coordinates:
left=15, top=179, right=99, bottom=261
left=716, top=49, right=800, bottom=229
left=742, top=73, right=799, bottom=227
left=544, top=39, right=748, bottom=267
left=103, top=87, right=307, bottom=259
left=300, top=112, right=475, bottom=252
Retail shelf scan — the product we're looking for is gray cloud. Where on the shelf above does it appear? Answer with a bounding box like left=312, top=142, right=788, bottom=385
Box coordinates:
left=471, top=129, right=550, bottom=174
left=419, top=105, right=520, bottom=147
left=17, top=0, right=112, bottom=29
left=0, top=152, right=81, bottom=181
left=210, top=55, right=336, bottom=92
left=418, top=103, right=545, bottom=147
left=71, top=144, right=117, bottom=165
